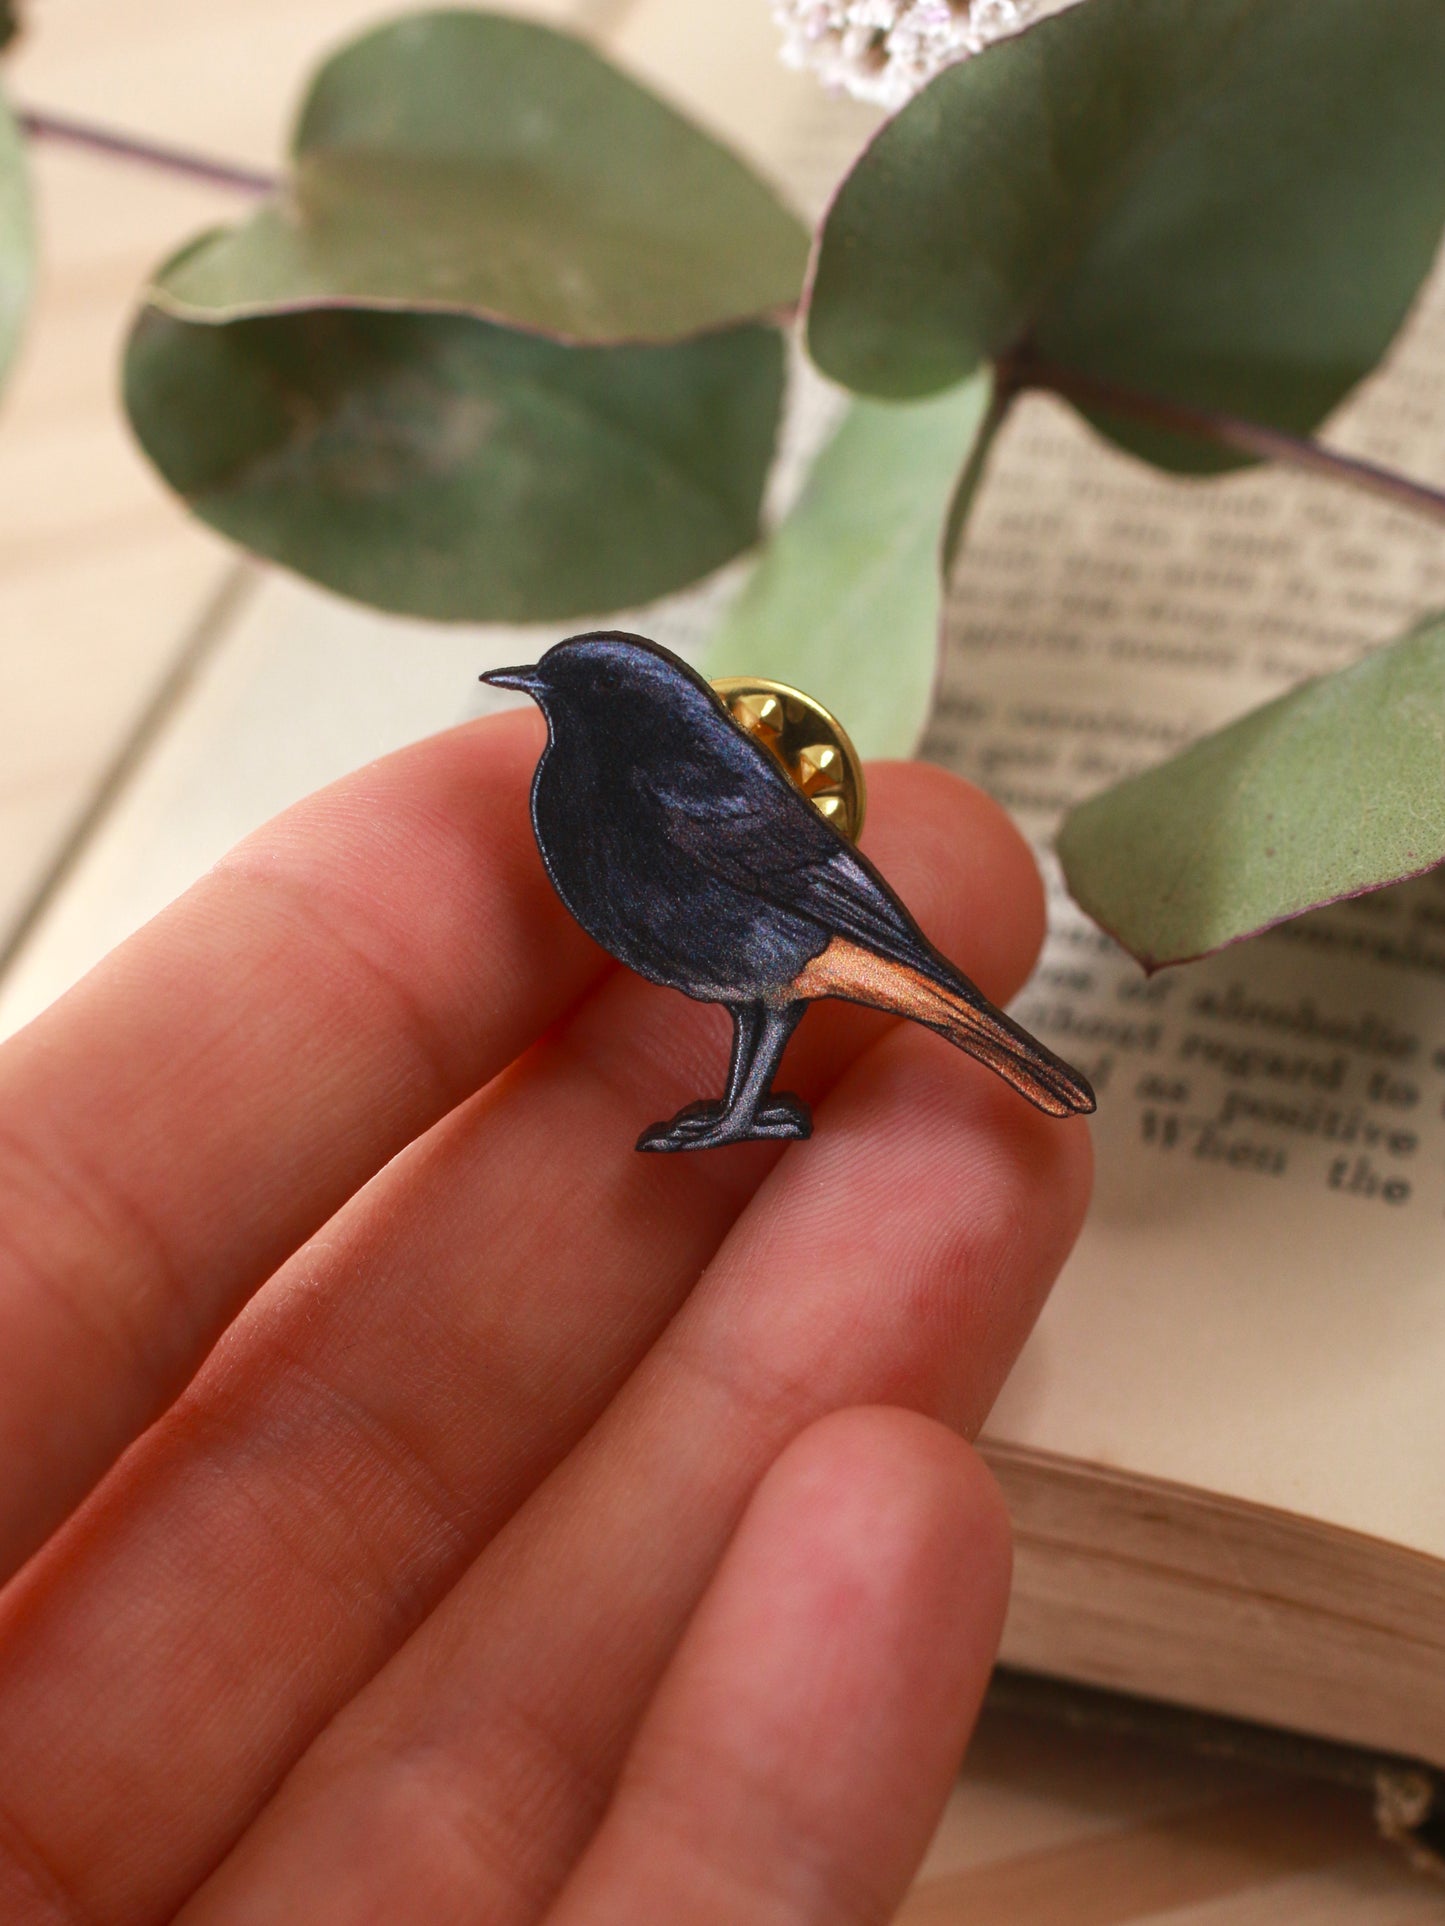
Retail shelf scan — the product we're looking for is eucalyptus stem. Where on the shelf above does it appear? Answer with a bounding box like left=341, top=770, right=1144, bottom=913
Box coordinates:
left=17, top=106, right=278, bottom=195
left=1004, top=352, right=1445, bottom=529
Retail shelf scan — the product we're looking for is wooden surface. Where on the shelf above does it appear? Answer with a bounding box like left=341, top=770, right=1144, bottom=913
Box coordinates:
left=0, top=2, right=1440, bottom=1918
left=921, top=1708, right=1443, bottom=1925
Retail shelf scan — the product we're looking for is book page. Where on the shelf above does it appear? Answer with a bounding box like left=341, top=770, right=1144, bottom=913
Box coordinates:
left=945, top=290, right=1445, bottom=1561
left=1, top=2, right=1443, bottom=1570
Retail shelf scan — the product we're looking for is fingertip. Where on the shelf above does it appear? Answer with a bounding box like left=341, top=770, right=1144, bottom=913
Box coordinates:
left=867, top=1040, right=1094, bottom=1435
left=761, top=1404, right=1007, bottom=1540
left=755, top=1405, right=1013, bottom=1650
left=723, top=1022, right=1095, bottom=1452
left=1054, top=1109, right=1095, bottom=1253
left=861, top=761, right=1047, bottom=1002
left=963, top=1068, right=1095, bottom=1260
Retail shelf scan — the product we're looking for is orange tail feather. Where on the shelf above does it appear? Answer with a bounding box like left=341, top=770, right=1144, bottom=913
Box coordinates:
left=792, top=938, right=1095, bottom=1118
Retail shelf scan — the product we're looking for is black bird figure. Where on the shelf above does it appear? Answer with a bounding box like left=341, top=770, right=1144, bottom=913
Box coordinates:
left=483, top=632, right=1095, bottom=1153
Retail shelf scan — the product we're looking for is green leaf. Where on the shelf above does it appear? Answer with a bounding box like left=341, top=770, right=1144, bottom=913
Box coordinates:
left=0, top=91, right=34, bottom=385
left=700, top=375, right=997, bottom=759
left=125, top=10, right=808, bottom=622
left=152, top=10, right=807, bottom=343
left=1057, top=613, right=1445, bottom=970
left=124, top=303, right=784, bottom=624
left=0, top=7, right=20, bottom=52
left=807, top=0, right=1445, bottom=473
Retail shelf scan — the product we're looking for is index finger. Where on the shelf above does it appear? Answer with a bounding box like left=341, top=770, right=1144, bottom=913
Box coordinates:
left=0, top=708, right=602, bottom=1580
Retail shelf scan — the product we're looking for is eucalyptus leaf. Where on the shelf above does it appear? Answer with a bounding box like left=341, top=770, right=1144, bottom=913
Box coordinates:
left=807, top=0, right=1445, bottom=473
left=154, top=10, right=808, bottom=343
left=1057, top=613, right=1445, bottom=970
left=125, top=304, right=784, bottom=623
left=126, top=10, right=808, bottom=621
left=700, top=375, right=996, bottom=759
left=0, top=91, right=33, bottom=386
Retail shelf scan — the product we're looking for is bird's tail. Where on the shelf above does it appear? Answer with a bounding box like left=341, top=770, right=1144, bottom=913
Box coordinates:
left=793, top=938, right=1095, bottom=1118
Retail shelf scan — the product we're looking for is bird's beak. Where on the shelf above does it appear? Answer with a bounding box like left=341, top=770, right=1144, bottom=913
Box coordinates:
left=480, top=665, right=544, bottom=697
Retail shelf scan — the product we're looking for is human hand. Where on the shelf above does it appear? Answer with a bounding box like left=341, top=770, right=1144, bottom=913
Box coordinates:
left=0, top=710, right=1090, bottom=1924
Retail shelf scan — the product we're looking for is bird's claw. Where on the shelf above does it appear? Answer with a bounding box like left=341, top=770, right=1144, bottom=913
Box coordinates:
left=636, top=1094, right=813, bottom=1153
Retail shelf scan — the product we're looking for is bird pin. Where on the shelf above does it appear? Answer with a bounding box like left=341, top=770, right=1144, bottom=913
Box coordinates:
left=482, top=633, right=1095, bottom=1153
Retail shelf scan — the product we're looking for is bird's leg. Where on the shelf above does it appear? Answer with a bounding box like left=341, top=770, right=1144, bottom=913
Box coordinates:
left=726, top=1001, right=811, bottom=1136
left=636, top=1002, right=811, bottom=1153
left=637, top=1004, right=763, bottom=1148
left=722, top=1000, right=766, bottom=1108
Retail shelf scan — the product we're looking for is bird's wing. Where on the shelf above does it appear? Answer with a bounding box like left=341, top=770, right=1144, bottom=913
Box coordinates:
left=635, top=732, right=1096, bottom=1118
left=774, top=848, right=938, bottom=971
left=634, top=719, right=841, bottom=868
left=636, top=739, right=941, bottom=975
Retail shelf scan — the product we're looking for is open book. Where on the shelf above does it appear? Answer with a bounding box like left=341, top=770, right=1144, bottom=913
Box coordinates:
left=2, top=0, right=1443, bottom=1791
left=936, top=299, right=1445, bottom=1778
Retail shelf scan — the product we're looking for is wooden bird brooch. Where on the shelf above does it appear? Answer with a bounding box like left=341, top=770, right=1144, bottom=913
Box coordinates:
left=483, top=632, right=1094, bottom=1153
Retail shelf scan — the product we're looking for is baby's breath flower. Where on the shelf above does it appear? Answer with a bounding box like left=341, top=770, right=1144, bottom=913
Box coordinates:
left=774, top=0, right=1044, bottom=108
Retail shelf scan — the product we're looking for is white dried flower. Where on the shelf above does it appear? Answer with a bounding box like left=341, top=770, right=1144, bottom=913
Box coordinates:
left=774, top=0, right=1042, bottom=108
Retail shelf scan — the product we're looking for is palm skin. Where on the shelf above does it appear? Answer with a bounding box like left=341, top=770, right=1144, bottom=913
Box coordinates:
left=0, top=709, right=1089, bottom=1925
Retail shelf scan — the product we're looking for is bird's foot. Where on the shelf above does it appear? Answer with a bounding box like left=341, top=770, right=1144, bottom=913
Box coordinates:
left=636, top=1093, right=813, bottom=1154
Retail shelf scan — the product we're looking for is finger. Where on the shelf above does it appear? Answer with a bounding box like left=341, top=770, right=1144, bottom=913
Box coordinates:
left=176, top=996, right=1089, bottom=1926
left=546, top=1409, right=1009, bottom=1926
left=0, top=708, right=605, bottom=1579
left=0, top=765, right=1047, bottom=1926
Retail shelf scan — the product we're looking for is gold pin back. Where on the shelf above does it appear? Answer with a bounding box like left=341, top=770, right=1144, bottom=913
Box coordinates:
left=712, top=676, right=867, bottom=844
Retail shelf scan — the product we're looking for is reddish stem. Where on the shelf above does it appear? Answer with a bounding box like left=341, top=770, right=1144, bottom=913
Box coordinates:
left=17, top=105, right=278, bottom=195
left=1001, top=352, right=1445, bottom=528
